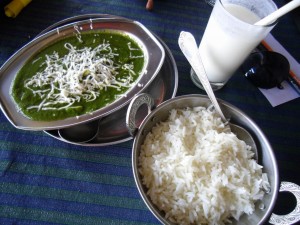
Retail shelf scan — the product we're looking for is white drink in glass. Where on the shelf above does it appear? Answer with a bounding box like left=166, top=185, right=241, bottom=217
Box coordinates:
left=192, top=0, right=277, bottom=90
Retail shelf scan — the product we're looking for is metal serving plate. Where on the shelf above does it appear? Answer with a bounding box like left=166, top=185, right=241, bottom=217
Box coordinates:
left=42, top=14, right=178, bottom=146
left=0, top=18, right=165, bottom=130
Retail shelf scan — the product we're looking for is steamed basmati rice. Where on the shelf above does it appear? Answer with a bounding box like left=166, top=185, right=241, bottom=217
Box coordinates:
left=139, top=106, right=270, bottom=225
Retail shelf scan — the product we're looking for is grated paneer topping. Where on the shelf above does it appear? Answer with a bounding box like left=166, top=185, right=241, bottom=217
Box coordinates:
left=24, top=39, right=142, bottom=111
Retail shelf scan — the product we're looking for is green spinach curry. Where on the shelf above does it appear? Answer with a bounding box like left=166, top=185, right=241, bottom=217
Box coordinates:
left=11, top=30, right=145, bottom=121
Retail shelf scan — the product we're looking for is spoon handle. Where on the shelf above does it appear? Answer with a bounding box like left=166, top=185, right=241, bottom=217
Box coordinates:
left=255, top=0, right=300, bottom=26
left=178, top=31, right=227, bottom=122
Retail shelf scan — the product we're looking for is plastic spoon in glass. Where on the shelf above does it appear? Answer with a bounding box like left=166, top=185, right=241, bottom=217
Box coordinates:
left=255, top=0, right=300, bottom=26
left=178, top=31, right=257, bottom=154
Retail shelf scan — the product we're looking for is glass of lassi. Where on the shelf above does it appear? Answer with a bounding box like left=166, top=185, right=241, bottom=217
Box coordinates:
left=191, top=0, right=278, bottom=90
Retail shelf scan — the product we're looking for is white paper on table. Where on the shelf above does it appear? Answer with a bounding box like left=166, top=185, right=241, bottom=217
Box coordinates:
left=259, top=81, right=299, bottom=107
left=258, top=34, right=300, bottom=107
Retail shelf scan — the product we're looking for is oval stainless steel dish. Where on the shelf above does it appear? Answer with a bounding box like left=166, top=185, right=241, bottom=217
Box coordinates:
left=0, top=17, right=165, bottom=130
left=41, top=14, right=178, bottom=146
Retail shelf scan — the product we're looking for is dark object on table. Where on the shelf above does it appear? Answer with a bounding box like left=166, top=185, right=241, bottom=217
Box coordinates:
left=242, top=51, right=290, bottom=89
left=146, top=0, right=154, bottom=10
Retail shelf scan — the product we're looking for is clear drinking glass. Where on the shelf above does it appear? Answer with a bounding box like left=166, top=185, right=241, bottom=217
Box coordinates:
left=205, top=0, right=215, bottom=7
left=192, top=0, right=278, bottom=90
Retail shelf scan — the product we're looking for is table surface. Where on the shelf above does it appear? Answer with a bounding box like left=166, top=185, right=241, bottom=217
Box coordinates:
left=0, top=0, right=299, bottom=224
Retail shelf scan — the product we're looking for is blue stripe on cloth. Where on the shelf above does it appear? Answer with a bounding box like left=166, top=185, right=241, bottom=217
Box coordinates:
left=0, top=192, right=152, bottom=220
left=0, top=161, right=136, bottom=188
left=0, top=172, right=140, bottom=198
left=0, top=205, right=159, bottom=225
left=0, top=217, right=61, bottom=225
left=0, top=140, right=132, bottom=166
left=0, top=150, right=132, bottom=177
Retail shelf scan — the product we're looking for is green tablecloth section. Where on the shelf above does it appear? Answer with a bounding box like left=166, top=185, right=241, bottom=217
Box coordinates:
left=0, top=0, right=300, bottom=224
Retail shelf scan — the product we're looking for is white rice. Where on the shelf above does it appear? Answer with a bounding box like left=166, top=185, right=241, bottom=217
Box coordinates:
left=139, top=106, right=270, bottom=225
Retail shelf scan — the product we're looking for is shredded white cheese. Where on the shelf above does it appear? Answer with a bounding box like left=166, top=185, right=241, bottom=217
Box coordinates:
left=24, top=39, right=140, bottom=111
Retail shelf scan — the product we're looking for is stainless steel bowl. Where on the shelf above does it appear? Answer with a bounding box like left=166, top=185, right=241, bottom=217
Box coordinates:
left=126, top=93, right=300, bottom=225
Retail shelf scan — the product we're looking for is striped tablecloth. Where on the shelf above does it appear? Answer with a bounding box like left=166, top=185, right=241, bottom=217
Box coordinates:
left=0, top=0, right=300, bottom=224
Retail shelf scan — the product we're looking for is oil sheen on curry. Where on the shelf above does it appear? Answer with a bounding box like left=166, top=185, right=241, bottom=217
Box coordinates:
left=11, top=30, right=145, bottom=121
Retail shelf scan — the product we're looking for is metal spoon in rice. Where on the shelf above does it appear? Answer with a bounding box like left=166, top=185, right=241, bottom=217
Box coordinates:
left=178, top=31, right=257, bottom=156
